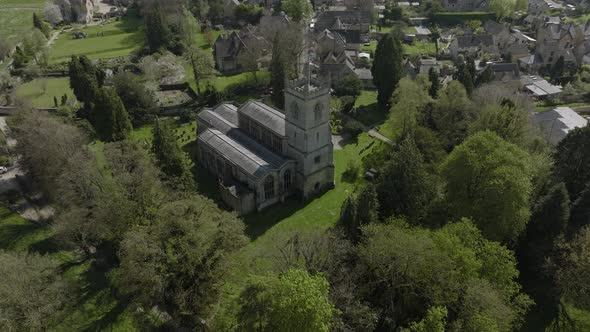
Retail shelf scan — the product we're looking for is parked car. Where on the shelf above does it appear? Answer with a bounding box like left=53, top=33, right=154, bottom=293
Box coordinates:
left=0, top=166, right=8, bottom=174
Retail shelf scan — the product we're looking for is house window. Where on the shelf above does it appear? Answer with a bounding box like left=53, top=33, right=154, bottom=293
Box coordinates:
left=283, top=170, right=291, bottom=191
left=314, top=155, right=321, bottom=164
left=264, top=176, right=275, bottom=200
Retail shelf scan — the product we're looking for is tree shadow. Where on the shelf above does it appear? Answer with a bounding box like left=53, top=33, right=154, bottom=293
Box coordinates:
left=242, top=199, right=303, bottom=240
left=0, top=222, right=39, bottom=250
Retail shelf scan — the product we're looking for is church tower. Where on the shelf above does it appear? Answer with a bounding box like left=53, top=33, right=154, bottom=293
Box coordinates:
left=284, top=77, right=335, bottom=199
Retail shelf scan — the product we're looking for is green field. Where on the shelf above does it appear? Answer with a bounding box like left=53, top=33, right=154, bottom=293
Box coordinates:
left=352, top=90, right=386, bottom=127
left=16, top=77, right=74, bottom=108
left=0, top=0, right=44, bottom=44
left=405, top=40, right=437, bottom=56
left=49, top=14, right=144, bottom=64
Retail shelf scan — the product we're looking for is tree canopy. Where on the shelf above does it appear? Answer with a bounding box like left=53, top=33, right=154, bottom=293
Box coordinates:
left=372, top=34, right=403, bottom=109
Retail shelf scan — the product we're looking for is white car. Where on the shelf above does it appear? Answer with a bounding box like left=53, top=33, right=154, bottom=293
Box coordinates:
left=0, top=166, right=8, bottom=174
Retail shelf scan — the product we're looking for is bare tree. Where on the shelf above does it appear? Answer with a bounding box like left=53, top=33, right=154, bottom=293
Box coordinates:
left=44, top=3, right=64, bottom=26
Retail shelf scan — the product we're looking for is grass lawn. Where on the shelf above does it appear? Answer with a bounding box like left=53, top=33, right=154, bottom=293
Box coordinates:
left=16, top=77, right=74, bottom=108
left=352, top=90, right=387, bottom=127
left=49, top=13, right=144, bottom=64
left=361, top=40, right=378, bottom=53
left=0, top=0, right=44, bottom=44
left=213, top=133, right=379, bottom=329
left=186, top=68, right=270, bottom=93
left=404, top=40, right=436, bottom=56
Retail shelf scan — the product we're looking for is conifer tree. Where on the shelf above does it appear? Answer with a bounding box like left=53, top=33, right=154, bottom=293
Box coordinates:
left=270, top=35, right=286, bottom=109
left=428, top=67, right=439, bottom=98
left=145, top=3, right=172, bottom=53
left=569, top=182, right=590, bottom=237
left=339, top=196, right=359, bottom=242
left=93, top=88, right=133, bottom=142
left=152, top=118, right=194, bottom=190
left=356, top=184, right=379, bottom=226
left=371, top=34, right=403, bottom=109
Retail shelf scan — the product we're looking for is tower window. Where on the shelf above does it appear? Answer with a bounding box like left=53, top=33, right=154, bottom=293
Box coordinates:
left=264, top=176, right=275, bottom=200
left=314, top=155, right=321, bottom=164
left=314, top=103, right=322, bottom=121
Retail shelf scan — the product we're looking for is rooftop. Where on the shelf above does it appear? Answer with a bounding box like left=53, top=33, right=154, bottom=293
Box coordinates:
left=533, top=107, right=587, bottom=144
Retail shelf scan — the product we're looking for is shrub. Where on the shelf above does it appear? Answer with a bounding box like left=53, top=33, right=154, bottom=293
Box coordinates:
left=342, top=162, right=360, bottom=182
left=343, top=120, right=364, bottom=138
left=340, top=95, right=356, bottom=114
left=333, top=74, right=362, bottom=97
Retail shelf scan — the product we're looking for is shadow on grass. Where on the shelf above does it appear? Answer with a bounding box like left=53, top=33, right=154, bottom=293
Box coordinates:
left=242, top=199, right=303, bottom=240
left=0, top=222, right=40, bottom=250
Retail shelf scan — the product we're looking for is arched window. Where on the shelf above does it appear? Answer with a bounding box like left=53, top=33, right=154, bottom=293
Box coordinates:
left=314, top=103, right=322, bottom=121
left=291, top=102, right=299, bottom=120
left=264, top=176, right=275, bottom=200
left=283, top=170, right=291, bottom=191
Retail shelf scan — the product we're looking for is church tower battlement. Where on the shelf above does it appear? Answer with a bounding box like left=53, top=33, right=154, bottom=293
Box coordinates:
left=284, top=76, right=335, bottom=199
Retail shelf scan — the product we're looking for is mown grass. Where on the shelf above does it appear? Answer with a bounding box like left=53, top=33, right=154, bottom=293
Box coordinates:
left=214, top=133, right=378, bottom=329
left=49, top=13, right=144, bottom=63
left=0, top=0, right=43, bottom=44
left=16, top=77, right=74, bottom=108
left=352, top=90, right=387, bottom=127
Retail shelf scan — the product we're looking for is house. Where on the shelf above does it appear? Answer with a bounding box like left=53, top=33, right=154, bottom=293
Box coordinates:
left=414, top=26, right=432, bottom=40
left=195, top=78, right=335, bottom=215
left=213, top=27, right=269, bottom=74
left=319, top=49, right=356, bottom=82
left=529, top=0, right=563, bottom=14
left=314, top=10, right=372, bottom=34
left=483, top=20, right=511, bottom=49
left=449, top=34, right=498, bottom=58
left=490, top=63, right=520, bottom=82
left=521, top=75, right=562, bottom=99
left=316, top=29, right=346, bottom=58
left=534, top=21, right=590, bottom=67
left=442, top=0, right=489, bottom=12
left=532, top=107, right=587, bottom=144
left=417, top=58, right=440, bottom=74
left=518, top=53, right=544, bottom=72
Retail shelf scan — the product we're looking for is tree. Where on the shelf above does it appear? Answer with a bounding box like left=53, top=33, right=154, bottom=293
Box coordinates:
left=281, top=0, right=313, bottom=22
left=570, top=182, right=590, bottom=237
left=0, top=251, right=70, bottom=331
left=409, top=306, right=447, bottom=332
left=152, top=118, right=193, bottom=189
left=333, top=74, right=362, bottom=97
left=356, top=184, right=379, bottom=226
left=113, top=72, right=158, bottom=126
left=339, top=196, right=359, bottom=242
left=33, top=12, right=51, bottom=38
left=237, top=268, right=334, bottom=332
left=234, top=3, right=263, bottom=25
left=114, top=197, right=248, bottom=326
left=356, top=219, right=531, bottom=330
left=377, top=136, right=436, bottom=223
left=0, top=36, right=10, bottom=62
left=145, top=3, right=172, bottom=52
left=549, top=56, right=566, bottom=84
left=441, top=131, right=533, bottom=242
left=554, top=125, right=590, bottom=199
left=468, top=99, right=530, bottom=146
left=430, top=81, right=473, bottom=149
left=187, top=47, right=214, bottom=94
left=68, top=55, right=104, bottom=105
left=551, top=227, right=590, bottom=310
left=428, top=67, right=439, bottom=98
left=475, top=65, right=495, bottom=87
left=92, top=87, right=133, bottom=142
left=489, top=0, right=517, bottom=19
left=270, top=35, right=286, bottom=109
left=12, top=46, right=29, bottom=69
left=372, top=34, right=403, bottom=109
left=454, top=58, right=475, bottom=96
left=518, top=183, right=570, bottom=330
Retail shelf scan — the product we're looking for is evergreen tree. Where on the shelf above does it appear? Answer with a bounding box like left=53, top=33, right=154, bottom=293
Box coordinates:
left=475, top=65, right=495, bottom=86
left=12, top=46, right=28, bottom=69
left=555, top=126, right=590, bottom=199
left=339, top=196, right=359, bottom=242
left=68, top=55, right=103, bottom=105
left=518, top=183, right=570, bottom=331
left=356, top=184, right=379, bottom=226
left=92, top=88, right=133, bottom=142
left=152, top=118, right=194, bottom=190
left=428, top=67, right=439, bottom=98
left=454, top=60, right=475, bottom=96
left=569, top=182, right=590, bottom=237
left=377, top=136, right=435, bottom=223
left=33, top=13, right=43, bottom=31
left=145, top=3, right=172, bottom=53
left=549, top=56, right=565, bottom=84
left=371, top=34, right=403, bottom=109
left=270, top=35, right=286, bottom=109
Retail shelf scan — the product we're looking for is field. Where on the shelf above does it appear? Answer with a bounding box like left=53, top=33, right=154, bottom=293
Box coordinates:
left=0, top=0, right=43, bottom=44
left=16, top=77, right=74, bottom=108
left=49, top=13, right=144, bottom=64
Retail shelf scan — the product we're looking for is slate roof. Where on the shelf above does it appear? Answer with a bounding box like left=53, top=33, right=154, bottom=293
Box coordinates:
left=483, top=20, right=506, bottom=35
left=238, top=100, right=286, bottom=137
left=533, top=107, right=587, bottom=144
left=456, top=34, right=494, bottom=49
left=522, top=75, right=562, bottom=96
left=491, top=63, right=519, bottom=72
left=315, top=10, right=371, bottom=31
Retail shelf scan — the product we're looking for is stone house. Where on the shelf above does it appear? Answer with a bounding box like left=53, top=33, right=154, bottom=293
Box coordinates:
left=196, top=78, right=335, bottom=215
left=442, top=0, right=489, bottom=12
left=314, top=10, right=372, bottom=35
left=535, top=21, right=590, bottom=67
left=449, top=34, right=498, bottom=58
left=213, top=27, right=269, bottom=74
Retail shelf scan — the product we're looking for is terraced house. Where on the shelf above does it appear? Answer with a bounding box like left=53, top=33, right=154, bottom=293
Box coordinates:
left=196, top=78, right=335, bottom=215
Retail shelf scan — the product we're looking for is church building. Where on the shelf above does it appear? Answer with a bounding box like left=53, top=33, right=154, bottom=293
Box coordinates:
left=195, top=77, right=335, bottom=215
